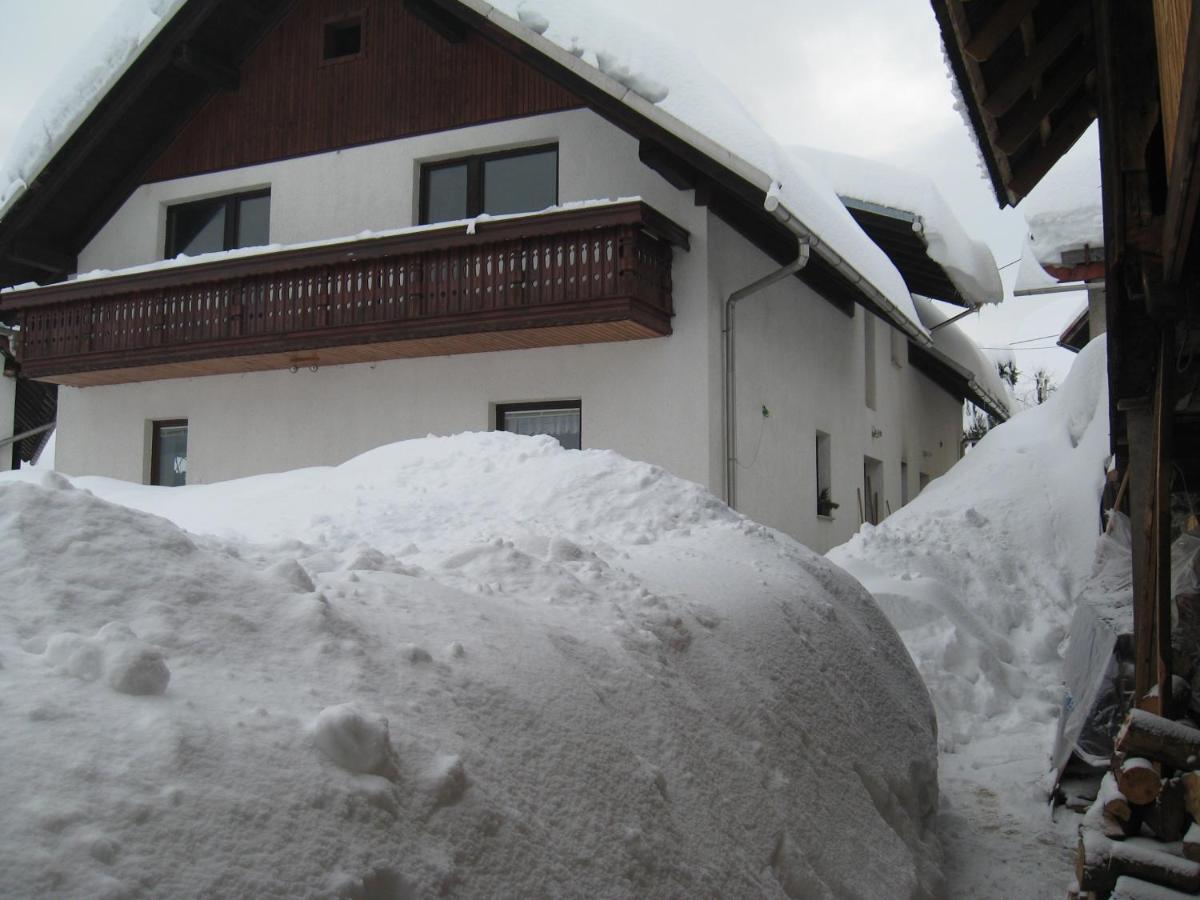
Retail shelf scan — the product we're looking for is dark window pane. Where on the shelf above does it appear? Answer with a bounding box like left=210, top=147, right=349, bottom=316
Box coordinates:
left=154, top=424, right=188, bottom=487
left=483, top=149, right=557, bottom=216
left=424, top=164, right=469, bottom=224
left=169, top=201, right=225, bottom=257
left=324, top=19, right=362, bottom=59
left=500, top=406, right=580, bottom=450
left=237, top=194, right=271, bottom=248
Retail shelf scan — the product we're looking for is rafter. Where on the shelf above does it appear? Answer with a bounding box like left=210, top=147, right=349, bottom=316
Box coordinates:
left=964, top=0, right=1041, bottom=62
left=983, top=1, right=1092, bottom=117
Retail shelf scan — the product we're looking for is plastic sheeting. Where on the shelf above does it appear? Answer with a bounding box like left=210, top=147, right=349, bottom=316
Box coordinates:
left=1051, top=518, right=1133, bottom=778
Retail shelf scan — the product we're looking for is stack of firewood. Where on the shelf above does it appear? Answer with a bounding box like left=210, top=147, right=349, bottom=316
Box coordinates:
left=1071, top=707, right=1200, bottom=898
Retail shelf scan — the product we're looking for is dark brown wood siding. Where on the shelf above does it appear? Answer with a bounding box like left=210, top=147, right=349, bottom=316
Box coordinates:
left=144, top=0, right=584, bottom=183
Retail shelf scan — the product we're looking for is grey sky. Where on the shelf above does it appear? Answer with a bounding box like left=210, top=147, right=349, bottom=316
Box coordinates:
left=0, top=0, right=1084, bottom=385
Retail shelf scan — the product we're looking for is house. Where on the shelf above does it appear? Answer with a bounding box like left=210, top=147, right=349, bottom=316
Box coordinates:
left=0, top=0, right=1006, bottom=552
left=930, top=0, right=1200, bottom=737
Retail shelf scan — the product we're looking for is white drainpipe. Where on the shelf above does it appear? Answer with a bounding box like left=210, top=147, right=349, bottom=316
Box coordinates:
left=723, top=242, right=810, bottom=509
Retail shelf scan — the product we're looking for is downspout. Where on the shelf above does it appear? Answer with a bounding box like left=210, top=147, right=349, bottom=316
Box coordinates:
left=764, top=185, right=933, bottom=348
left=723, top=242, right=810, bottom=508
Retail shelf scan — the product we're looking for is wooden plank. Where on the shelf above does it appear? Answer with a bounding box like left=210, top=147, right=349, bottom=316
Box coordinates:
left=29, top=318, right=669, bottom=387
left=144, top=0, right=582, bottom=183
left=1151, top=329, right=1174, bottom=708
left=1006, top=97, right=1097, bottom=201
left=995, top=43, right=1094, bottom=154
left=983, top=0, right=1092, bottom=117
left=964, top=0, right=1041, bottom=62
left=1153, top=0, right=1192, bottom=176
left=1162, top=2, right=1200, bottom=283
left=1124, top=397, right=1157, bottom=703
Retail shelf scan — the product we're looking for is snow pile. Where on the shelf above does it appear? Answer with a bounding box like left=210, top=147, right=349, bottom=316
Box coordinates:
left=792, top=146, right=1004, bottom=306
left=0, top=432, right=942, bottom=897
left=0, top=0, right=185, bottom=218
left=830, top=338, right=1110, bottom=749
left=1019, top=123, right=1103, bottom=268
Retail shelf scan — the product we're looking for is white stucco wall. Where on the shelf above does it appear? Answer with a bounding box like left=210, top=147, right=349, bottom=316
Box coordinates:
left=0, top=373, right=14, bottom=472
left=708, top=215, right=962, bottom=552
left=79, top=109, right=698, bottom=272
left=59, top=107, right=966, bottom=552
left=62, top=109, right=719, bottom=488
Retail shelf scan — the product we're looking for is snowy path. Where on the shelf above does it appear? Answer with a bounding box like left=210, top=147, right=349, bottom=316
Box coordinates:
left=939, top=733, right=1078, bottom=898
left=829, top=341, right=1108, bottom=897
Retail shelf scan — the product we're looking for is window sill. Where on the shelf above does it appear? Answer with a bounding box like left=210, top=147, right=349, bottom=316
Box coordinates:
left=816, top=513, right=836, bottom=522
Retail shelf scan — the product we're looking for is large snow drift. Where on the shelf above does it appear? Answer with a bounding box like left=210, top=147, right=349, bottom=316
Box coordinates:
left=830, top=338, right=1110, bottom=749
left=1, top=433, right=941, bottom=898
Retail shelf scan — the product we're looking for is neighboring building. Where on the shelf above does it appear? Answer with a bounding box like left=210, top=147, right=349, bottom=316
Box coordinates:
left=0, top=0, right=1006, bottom=552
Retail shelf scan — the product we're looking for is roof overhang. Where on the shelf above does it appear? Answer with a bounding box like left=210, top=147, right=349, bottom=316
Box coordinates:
left=1057, top=306, right=1089, bottom=352
left=930, top=0, right=1098, bottom=208
left=908, top=340, right=1009, bottom=422
left=843, top=198, right=972, bottom=306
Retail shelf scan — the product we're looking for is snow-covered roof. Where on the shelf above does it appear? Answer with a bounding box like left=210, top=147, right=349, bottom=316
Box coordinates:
left=0, top=0, right=186, bottom=218
left=791, top=146, right=1003, bottom=307
left=1018, top=123, right=1103, bottom=268
left=0, top=0, right=932, bottom=341
left=913, top=297, right=1011, bottom=419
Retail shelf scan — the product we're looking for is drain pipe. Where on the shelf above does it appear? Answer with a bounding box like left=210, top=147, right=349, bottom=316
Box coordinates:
left=723, top=242, right=810, bottom=508
left=764, top=186, right=933, bottom=348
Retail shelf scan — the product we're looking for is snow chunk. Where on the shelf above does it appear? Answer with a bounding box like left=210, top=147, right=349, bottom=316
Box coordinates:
left=43, top=624, right=170, bottom=696
left=312, top=704, right=397, bottom=777
left=1019, top=123, right=1103, bottom=268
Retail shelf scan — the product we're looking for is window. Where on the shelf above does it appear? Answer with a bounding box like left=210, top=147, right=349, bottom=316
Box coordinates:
left=496, top=400, right=580, bottom=450
left=901, top=460, right=910, bottom=507
left=815, top=431, right=833, bottom=517
left=863, top=456, right=884, bottom=525
left=420, top=146, right=558, bottom=224
left=323, top=15, right=363, bottom=61
left=864, top=312, right=877, bottom=410
left=165, top=190, right=270, bottom=259
left=151, top=420, right=188, bottom=487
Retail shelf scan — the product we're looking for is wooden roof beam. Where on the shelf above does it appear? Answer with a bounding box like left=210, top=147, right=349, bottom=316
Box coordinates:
left=996, top=44, right=1094, bottom=154
left=983, top=0, right=1092, bottom=117
left=2, top=241, right=76, bottom=276
left=1007, top=97, right=1096, bottom=200
left=964, top=0, right=1041, bottom=62
left=1162, top=3, right=1200, bottom=284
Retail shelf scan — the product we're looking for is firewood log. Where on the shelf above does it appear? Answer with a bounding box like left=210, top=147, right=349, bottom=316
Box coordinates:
left=1117, top=710, right=1200, bottom=772
left=1110, top=874, right=1200, bottom=897
left=1117, top=757, right=1163, bottom=806
left=1077, top=828, right=1200, bottom=895
left=1144, top=778, right=1189, bottom=842
left=1184, top=822, right=1200, bottom=864
left=1099, top=772, right=1134, bottom=823
left=1180, top=771, right=1200, bottom=823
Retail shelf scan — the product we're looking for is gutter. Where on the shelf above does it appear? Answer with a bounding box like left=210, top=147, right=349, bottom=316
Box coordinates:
left=764, top=187, right=933, bottom=348
left=723, top=243, right=810, bottom=508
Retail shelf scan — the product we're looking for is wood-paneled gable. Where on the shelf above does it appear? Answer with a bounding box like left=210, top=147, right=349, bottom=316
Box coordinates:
left=144, top=0, right=583, bottom=183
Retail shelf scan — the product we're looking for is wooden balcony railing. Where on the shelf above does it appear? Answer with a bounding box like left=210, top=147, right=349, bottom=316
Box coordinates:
left=2, top=201, right=687, bottom=386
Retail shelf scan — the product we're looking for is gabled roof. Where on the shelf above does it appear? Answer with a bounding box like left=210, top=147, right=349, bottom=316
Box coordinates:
left=0, top=0, right=939, bottom=344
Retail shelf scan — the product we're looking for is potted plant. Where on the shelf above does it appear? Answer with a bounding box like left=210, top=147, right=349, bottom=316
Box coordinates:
left=818, top=488, right=839, bottom=518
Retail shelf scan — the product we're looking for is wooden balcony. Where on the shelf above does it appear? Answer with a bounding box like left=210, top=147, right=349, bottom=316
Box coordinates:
left=2, top=201, right=686, bottom=387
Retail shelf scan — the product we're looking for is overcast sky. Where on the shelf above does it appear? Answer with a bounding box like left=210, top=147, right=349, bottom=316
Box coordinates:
left=0, top=0, right=1089, bottom=388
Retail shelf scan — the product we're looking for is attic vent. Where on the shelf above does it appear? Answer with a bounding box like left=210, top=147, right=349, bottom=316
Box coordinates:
left=323, top=16, right=363, bottom=61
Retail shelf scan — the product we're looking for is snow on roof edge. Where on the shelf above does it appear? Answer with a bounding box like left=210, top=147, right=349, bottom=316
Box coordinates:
left=0, top=0, right=188, bottom=222
left=790, top=146, right=1004, bottom=307
left=913, top=297, right=1011, bottom=419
